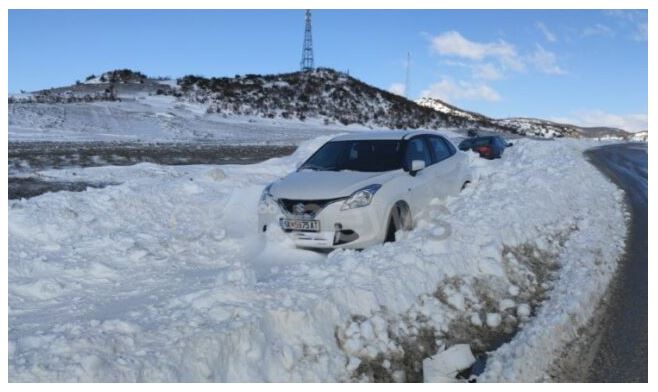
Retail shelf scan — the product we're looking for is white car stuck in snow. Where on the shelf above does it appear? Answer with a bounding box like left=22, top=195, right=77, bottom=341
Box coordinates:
left=258, top=131, right=472, bottom=249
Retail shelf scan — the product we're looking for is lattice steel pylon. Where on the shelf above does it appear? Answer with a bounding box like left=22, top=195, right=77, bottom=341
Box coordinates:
left=300, top=10, right=314, bottom=72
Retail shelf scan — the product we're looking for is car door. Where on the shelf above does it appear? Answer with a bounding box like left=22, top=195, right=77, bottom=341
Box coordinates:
left=427, top=135, right=459, bottom=196
left=403, top=136, right=435, bottom=216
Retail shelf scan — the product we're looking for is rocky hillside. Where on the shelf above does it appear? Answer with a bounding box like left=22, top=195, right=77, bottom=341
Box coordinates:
left=172, top=68, right=513, bottom=131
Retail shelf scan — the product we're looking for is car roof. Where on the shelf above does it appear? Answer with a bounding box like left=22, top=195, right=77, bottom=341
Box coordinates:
left=330, top=130, right=442, bottom=142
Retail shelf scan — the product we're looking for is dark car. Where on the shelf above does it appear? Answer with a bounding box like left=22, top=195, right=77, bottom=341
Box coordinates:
left=458, top=136, right=513, bottom=159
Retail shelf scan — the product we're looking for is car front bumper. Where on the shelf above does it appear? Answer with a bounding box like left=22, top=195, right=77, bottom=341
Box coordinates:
left=258, top=198, right=389, bottom=249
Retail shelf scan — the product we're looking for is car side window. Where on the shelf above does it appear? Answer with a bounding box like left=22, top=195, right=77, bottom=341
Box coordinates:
left=444, top=137, right=457, bottom=155
left=428, top=136, right=453, bottom=162
left=405, top=137, right=433, bottom=169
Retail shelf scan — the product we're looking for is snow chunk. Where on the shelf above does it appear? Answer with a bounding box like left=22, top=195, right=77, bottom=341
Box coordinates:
left=498, top=299, right=516, bottom=311
left=486, top=313, right=502, bottom=328
left=423, top=344, right=476, bottom=382
left=470, top=313, right=483, bottom=327
left=516, top=303, right=531, bottom=318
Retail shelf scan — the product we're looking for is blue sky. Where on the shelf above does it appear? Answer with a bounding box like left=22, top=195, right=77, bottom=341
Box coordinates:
left=9, top=9, right=648, bottom=131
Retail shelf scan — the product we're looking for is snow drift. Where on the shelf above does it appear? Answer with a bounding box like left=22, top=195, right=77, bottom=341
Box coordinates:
left=8, top=134, right=626, bottom=382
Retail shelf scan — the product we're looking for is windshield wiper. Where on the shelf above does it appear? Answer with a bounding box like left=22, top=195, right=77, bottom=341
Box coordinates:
left=299, top=164, right=325, bottom=171
left=300, top=164, right=342, bottom=172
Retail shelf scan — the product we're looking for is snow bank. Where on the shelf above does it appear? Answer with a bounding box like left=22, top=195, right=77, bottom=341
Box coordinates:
left=8, top=135, right=626, bottom=382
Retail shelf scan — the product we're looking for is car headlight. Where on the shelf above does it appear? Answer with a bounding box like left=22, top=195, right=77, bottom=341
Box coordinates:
left=341, top=184, right=382, bottom=210
left=259, top=183, right=275, bottom=205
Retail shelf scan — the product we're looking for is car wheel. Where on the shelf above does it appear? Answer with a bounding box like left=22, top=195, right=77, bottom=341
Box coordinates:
left=461, top=181, right=471, bottom=191
left=385, top=203, right=411, bottom=243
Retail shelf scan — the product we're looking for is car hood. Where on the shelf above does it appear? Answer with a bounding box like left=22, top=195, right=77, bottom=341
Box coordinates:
left=270, top=169, right=401, bottom=200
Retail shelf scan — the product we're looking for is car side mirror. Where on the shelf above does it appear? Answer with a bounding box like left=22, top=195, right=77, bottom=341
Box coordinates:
left=507, top=142, right=514, bottom=147
left=410, top=160, right=425, bottom=175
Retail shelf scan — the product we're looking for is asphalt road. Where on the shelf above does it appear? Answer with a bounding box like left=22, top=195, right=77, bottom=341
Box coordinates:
left=8, top=142, right=296, bottom=200
left=584, top=143, right=647, bottom=382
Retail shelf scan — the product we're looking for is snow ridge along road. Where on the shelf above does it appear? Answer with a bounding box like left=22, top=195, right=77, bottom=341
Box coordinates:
left=8, top=134, right=626, bottom=382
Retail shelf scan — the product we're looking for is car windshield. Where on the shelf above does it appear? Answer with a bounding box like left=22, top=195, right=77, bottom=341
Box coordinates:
left=300, top=140, right=404, bottom=172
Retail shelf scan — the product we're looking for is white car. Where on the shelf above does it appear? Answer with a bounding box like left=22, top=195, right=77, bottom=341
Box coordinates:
left=258, top=131, right=472, bottom=249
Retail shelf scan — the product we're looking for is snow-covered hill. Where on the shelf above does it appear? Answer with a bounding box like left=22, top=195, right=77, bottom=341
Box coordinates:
left=416, top=97, right=634, bottom=140
left=9, top=134, right=626, bottom=382
left=10, top=68, right=637, bottom=142
left=416, top=97, right=487, bottom=123
left=416, top=97, right=577, bottom=138
left=10, top=69, right=502, bottom=143
left=492, top=117, right=581, bottom=138
left=631, top=130, right=648, bottom=142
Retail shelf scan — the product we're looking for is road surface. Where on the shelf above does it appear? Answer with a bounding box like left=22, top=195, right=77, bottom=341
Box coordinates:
left=8, top=142, right=296, bottom=199
left=582, top=143, right=647, bottom=382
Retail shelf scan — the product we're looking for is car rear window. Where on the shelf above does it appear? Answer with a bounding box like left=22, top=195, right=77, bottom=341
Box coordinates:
left=472, top=137, right=493, bottom=147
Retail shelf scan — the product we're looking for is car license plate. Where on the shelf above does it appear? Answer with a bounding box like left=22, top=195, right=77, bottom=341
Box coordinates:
left=280, top=218, right=320, bottom=232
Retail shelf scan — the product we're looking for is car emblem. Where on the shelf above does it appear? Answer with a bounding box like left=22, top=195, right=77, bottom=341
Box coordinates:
left=293, top=203, right=306, bottom=215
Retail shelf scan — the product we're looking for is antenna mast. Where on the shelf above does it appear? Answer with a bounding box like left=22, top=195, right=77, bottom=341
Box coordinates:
left=300, top=10, right=314, bottom=72
left=404, top=52, right=411, bottom=98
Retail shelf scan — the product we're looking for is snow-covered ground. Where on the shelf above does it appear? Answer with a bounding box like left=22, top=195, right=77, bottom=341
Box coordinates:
left=8, top=133, right=627, bottom=382
left=8, top=96, right=370, bottom=144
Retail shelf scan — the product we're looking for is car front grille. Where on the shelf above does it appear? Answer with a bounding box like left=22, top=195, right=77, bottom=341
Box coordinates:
left=278, top=197, right=345, bottom=217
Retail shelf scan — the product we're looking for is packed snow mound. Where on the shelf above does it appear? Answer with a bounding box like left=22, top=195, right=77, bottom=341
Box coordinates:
left=9, top=135, right=626, bottom=381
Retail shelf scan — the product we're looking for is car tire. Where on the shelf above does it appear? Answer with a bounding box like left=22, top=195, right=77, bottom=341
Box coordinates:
left=385, top=216, right=398, bottom=243
left=384, top=203, right=411, bottom=243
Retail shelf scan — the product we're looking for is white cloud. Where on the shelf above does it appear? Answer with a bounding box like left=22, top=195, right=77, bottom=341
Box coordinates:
left=551, top=110, right=647, bottom=132
left=529, top=44, right=566, bottom=75
left=536, top=22, right=557, bottom=43
left=632, top=21, right=648, bottom=42
left=430, top=30, right=567, bottom=78
left=604, top=10, right=647, bottom=41
left=420, top=77, right=501, bottom=103
left=424, top=30, right=567, bottom=106
left=430, top=31, right=524, bottom=71
left=581, top=23, right=614, bottom=38
left=440, top=60, right=504, bottom=81
left=473, top=63, right=503, bottom=80
left=388, top=82, right=406, bottom=97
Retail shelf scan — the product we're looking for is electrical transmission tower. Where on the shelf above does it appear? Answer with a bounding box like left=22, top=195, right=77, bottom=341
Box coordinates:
left=300, top=10, right=314, bottom=72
